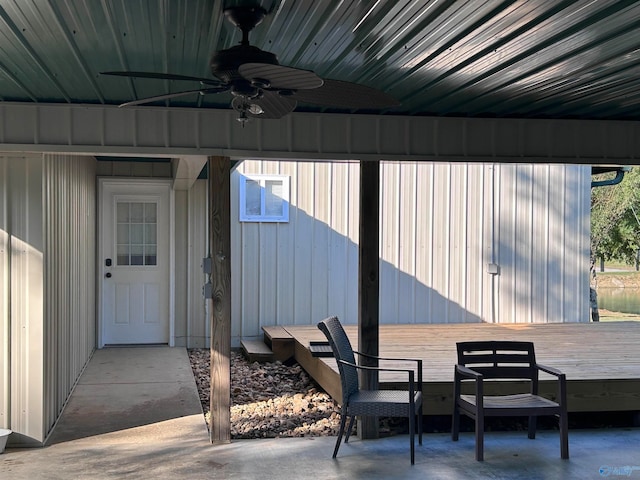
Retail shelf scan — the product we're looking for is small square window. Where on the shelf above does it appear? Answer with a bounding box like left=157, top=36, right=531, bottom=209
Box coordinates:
left=239, top=174, right=290, bottom=222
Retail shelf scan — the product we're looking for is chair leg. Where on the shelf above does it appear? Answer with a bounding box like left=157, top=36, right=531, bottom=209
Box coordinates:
left=559, top=412, right=569, bottom=459
left=409, top=410, right=415, bottom=465
left=475, top=414, right=484, bottom=461
left=528, top=415, right=537, bottom=440
left=344, top=416, right=356, bottom=443
left=333, top=412, right=348, bottom=458
left=451, top=403, right=460, bottom=441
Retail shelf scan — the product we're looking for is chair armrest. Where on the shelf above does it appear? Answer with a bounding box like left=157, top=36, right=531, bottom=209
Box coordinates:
left=352, top=352, right=423, bottom=389
left=337, top=360, right=420, bottom=393
left=536, top=363, right=567, bottom=405
left=453, top=364, right=484, bottom=407
left=536, top=363, right=565, bottom=378
left=455, top=364, right=483, bottom=379
left=353, top=350, right=421, bottom=365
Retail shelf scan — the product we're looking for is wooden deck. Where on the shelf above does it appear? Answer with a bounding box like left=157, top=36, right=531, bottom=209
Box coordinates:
left=280, top=321, right=640, bottom=415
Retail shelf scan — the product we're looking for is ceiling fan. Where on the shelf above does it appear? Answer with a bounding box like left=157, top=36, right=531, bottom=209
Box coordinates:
left=101, top=5, right=400, bottom=125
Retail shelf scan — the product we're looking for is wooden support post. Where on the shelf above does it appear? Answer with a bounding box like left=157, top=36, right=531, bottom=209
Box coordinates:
left=358, top=160, right=380, bottom=439
left=208, top=156, right=232, bottom=444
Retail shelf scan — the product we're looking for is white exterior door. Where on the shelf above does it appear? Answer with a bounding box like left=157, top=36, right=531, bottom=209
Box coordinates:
left=99, top=179, right=172, bottom=346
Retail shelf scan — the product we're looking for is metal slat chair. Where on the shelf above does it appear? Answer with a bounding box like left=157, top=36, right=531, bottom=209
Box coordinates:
left=317, top=316, right=423, bottom=464
left=451, top=340, right=569, bottom=461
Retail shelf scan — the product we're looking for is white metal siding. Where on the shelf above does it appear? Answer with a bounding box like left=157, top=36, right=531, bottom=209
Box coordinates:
left=0, top=157, right=10, bottom=429
left=187, top=180, right=207, bottom=348
left=232, top=161, right=591, bottom=342
left=0, top=154, right=96, bottom=444
left=0, top=155, right=45, bottom=442
left=42, top=154, right=96, bottom=441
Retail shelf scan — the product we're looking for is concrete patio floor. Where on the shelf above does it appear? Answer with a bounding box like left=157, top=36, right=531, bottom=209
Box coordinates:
left=1, top=347, right=638, bottom=479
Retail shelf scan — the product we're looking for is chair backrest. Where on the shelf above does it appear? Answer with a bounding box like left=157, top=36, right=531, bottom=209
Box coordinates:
left=317, top=316, right=359, bottom=404
left=456, top=341, right=538, bottom=381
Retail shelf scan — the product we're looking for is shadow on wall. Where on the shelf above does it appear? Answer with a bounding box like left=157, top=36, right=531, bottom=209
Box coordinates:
left=231, top=162, right=591, bottom=340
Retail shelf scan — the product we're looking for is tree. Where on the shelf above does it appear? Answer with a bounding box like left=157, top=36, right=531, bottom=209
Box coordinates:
left=591, top=167, right=640, bottom=265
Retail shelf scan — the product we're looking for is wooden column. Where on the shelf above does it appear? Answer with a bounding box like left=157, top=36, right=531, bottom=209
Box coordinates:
left=208, top=156, right=231, bottom=443
left=358, top=159, right=380, bottom=439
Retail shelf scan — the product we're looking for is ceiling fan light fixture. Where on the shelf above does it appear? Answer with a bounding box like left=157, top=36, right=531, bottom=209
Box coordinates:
left=236, top=110, right=250, bottom=127
left=248, top=103, right=264, bottom=115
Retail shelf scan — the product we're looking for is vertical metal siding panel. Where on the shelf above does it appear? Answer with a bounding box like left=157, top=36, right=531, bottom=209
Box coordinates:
left=532, top=164, right=551, bottom=323
left=398, top=163, right=417, bottom=324
left=310, top=163, right=330, bottom=323
left=42, top=154, right=96, bottom=438
left=275, top=162, right=297, bottom=326
left=516, top=164, right=534, bottom=323
left=447, top=164, right=466, bottom=322
left=465, top=164, right=484, bottom=323
left=578, top=165, right=591, bottom=323
left=327, top=162, right=359, bottom=321
left=10, top=156, right=45, bottom=443
left=260, top=162, right=279, bottom=329
left=173, top=190, right=188, bottom=346
left=564, top=165, right=590, bottom=323
left=328, top=162, right=352, bottom=322
left=415, top=163, right=434, bottom=323
left=482, top=164, right=495, bottom=323
left=293, top=162, right=314, bottom=325
left=239, top=181, right=260, bottom=336
left=547, top=165, right=566, bottom=323
left=345, top=162, right=359, bottom=324
left=431, top=164, right=451, bottom=322
left=230, top=169, right=243, bottom=343
left=188, top=180, right=207, bottom=348
left=379, top=162, right=399, bottom=325
left=496, top=165, right=515, bottom=323
left=0, top=157, right=9, bottom=428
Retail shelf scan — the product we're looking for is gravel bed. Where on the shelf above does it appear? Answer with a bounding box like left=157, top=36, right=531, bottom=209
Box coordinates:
left=188, top=349, right=342, bottom=438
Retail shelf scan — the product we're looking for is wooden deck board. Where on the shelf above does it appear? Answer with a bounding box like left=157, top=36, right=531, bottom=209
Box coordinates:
left=283, top=322, right=640, bottom=414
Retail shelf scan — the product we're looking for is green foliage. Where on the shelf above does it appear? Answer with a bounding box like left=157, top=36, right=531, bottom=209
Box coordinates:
left=591, top=167, right=640, bottom=264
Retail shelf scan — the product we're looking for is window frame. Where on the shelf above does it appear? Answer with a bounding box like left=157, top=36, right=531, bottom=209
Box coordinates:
left=238, top=174, right=290, bottom=222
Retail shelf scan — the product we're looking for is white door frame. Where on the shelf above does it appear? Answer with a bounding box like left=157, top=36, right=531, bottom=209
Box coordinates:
left=97, top=178, right=175, bottom=348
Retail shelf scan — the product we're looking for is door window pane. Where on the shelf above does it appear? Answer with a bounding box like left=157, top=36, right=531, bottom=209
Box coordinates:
left=116, top=201, right=158, bottom=266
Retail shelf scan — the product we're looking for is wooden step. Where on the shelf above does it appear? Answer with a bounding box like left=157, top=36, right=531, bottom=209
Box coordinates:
left=240, top=339, right=275, bottom=363
left=262, top=326, right=295, bottom=362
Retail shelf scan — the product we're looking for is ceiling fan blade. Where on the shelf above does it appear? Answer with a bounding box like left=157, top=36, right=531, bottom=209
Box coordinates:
left=101, top=71, right=223, bottom=86
left=292, top=79, right=400, bottom=109
left=119, top=87, right=229, bottom=107
left=238, top=63, right=323, bottom=90
left=232, top=91, right=297, bottom=119
left=251, top=91, right=297, bottom=119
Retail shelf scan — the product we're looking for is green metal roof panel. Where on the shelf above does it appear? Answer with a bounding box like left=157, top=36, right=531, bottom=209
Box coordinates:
left=0, top=0, right=639, bottom=120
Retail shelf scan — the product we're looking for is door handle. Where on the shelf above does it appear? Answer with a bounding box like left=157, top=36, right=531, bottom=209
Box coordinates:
left=105, top=272, right=112, bottom=278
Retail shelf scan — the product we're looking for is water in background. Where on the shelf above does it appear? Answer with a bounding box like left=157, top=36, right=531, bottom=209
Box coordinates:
left=597, top=288, right=640, bottom=314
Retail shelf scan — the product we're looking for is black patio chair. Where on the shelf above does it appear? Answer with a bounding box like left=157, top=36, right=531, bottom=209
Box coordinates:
left=317, top=316, right=423, bottom=464
left=451, top=340, right=569, bottom=461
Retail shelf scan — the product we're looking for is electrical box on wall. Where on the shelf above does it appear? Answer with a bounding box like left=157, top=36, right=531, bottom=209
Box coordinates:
left=487, top=263, right=500, bottom=275
left=202, top=257, right=212, bottom=274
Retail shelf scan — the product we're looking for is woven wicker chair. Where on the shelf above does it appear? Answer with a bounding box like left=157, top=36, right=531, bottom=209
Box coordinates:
left=317, top=316, right=423, bottom=464
left=451, top=340, right=569, bottom=461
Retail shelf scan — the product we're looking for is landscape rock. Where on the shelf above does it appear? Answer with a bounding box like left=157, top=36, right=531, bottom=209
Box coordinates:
left=188, top=349, right=343, bottom=439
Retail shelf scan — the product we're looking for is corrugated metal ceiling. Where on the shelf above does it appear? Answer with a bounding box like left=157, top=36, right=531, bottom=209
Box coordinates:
left=0, top=0, right=639, bottom=120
